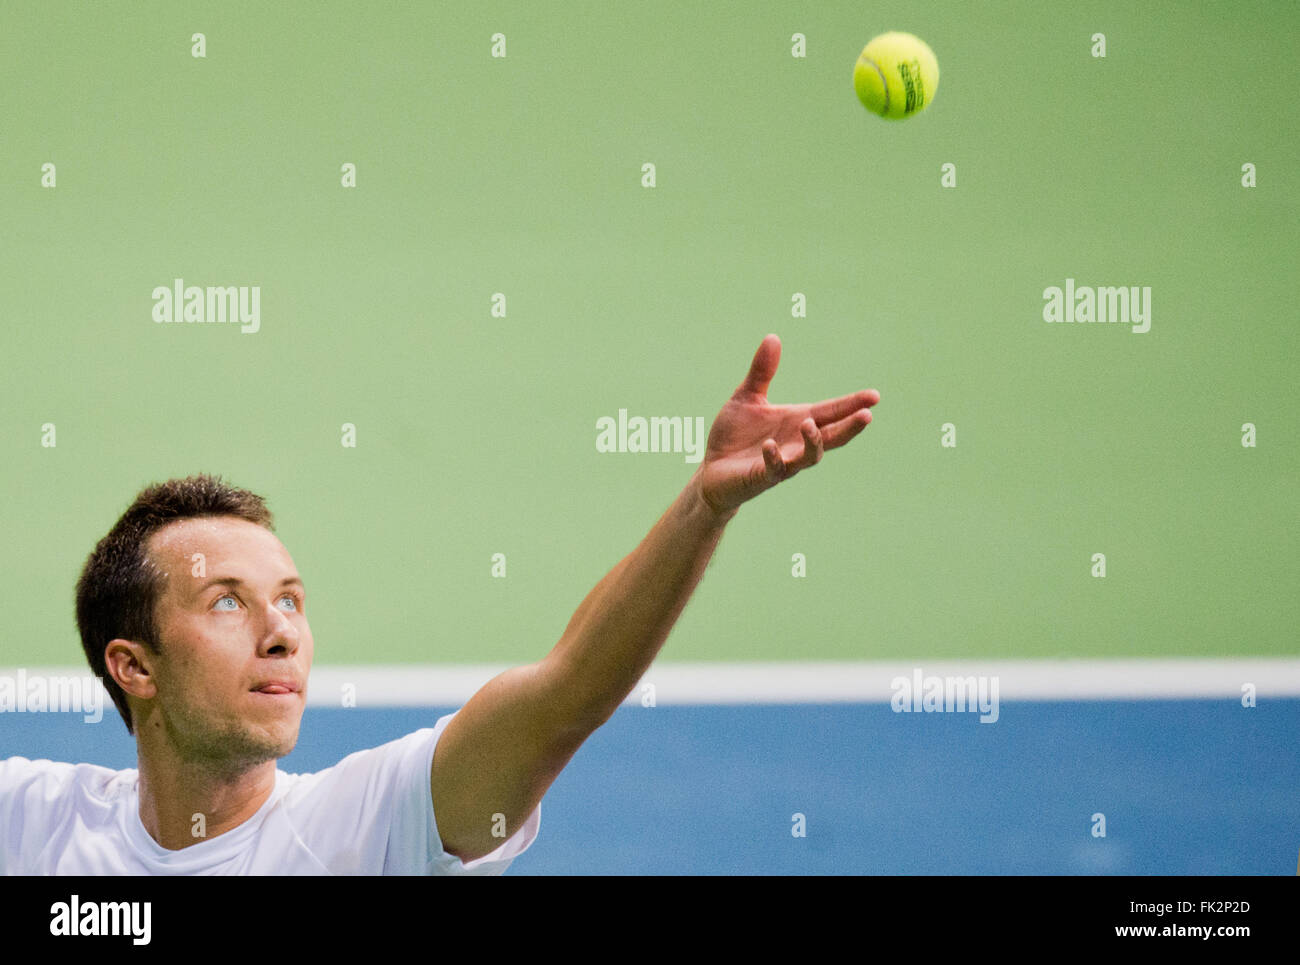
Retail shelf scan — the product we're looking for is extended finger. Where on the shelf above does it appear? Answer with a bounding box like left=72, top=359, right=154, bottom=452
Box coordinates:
left=809, top=389, right=880, bottom=425
left=819, top=408, right=873, bottom=451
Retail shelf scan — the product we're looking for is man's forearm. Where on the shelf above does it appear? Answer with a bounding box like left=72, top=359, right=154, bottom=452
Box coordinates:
left=542, top=468, right=737, bottom=729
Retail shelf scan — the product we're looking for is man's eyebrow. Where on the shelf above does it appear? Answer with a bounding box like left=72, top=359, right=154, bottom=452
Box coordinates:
left=191, top=575, right=305, bottom=598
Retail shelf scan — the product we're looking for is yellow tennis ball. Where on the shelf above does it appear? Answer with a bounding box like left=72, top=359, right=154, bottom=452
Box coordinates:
left=853, top=31, right=940, bottom=119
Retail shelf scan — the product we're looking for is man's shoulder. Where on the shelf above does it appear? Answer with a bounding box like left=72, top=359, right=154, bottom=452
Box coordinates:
left=0, top=755, right=135, bottom=802
left=266, top=722, right=454, bottom=875
left=0, top=757, right=135, bottom=870
left=276, top=724, right=444, bottom=801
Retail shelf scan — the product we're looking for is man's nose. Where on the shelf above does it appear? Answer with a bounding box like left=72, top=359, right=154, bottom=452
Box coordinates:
left=258, top=601, right=301, bottom=656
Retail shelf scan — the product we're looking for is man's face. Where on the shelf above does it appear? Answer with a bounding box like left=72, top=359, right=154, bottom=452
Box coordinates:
left=139, top=515, right=313, bottom=770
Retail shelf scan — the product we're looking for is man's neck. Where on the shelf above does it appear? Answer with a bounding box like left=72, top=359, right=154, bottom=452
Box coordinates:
left=135, top=747, right=278, bottom=851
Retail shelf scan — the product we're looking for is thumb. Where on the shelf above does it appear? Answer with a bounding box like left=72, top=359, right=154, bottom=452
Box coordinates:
left=736, top=334, right=781, bottom=398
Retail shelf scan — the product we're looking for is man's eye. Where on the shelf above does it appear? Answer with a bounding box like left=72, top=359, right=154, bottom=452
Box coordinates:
left=213, top=593, right=301, bottom=611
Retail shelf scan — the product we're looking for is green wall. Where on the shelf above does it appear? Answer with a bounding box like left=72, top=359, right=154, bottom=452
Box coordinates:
left=2, top=1, right=1294, bottom=666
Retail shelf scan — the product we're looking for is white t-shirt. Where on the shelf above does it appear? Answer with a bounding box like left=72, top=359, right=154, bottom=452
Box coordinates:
left=0, top=712, right=540, bottom=875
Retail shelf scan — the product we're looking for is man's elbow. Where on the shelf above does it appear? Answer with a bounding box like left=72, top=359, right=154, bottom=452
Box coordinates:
left=533, top=653, right=630, bottom=739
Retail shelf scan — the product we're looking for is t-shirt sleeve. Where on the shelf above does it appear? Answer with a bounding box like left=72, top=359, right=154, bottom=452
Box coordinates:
left=394, top=713, right=541, bottom=876
left=281, top=712, right=540, bottom=876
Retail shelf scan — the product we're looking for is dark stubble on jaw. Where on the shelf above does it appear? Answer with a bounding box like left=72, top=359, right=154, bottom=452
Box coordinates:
left=160, top=694, right=301, bottom=778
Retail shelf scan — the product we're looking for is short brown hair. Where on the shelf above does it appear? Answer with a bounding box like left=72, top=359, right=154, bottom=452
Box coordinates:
left=75, top=474, right=275, bottom=734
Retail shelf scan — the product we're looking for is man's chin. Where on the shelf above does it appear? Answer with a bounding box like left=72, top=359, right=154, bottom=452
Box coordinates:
left=244, top=699, right=305, bottom=755
left=197, top=722, right=302, bottom=773
left=251, top=720, right=302, bottom=762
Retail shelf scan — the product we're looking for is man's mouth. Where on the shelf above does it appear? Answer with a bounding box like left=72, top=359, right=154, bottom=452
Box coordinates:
left=252, top=682, right=298, bottom=695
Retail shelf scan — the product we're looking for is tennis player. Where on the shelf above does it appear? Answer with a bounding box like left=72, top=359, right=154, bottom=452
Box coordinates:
left=0, top=334, right=878, bottom=874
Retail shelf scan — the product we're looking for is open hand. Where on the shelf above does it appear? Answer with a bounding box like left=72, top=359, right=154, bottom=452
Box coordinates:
left=694, top=334, right=880, bottom=518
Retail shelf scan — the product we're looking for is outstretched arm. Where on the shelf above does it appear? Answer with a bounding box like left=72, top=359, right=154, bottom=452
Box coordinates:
left=430, top=334, right=880, bottom=862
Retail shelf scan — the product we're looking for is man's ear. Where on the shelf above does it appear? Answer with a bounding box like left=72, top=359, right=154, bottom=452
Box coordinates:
left=105, top=639, right=158, bottom=701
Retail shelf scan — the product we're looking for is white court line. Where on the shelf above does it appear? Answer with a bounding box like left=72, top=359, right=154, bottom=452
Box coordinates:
left=303, top=659, right=1300, bottom=705
left=7, top=659, right=1294, bottom=708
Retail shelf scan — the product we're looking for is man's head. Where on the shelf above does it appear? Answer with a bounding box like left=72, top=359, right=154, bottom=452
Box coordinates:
left=75, top=475, right=312, bottom=768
